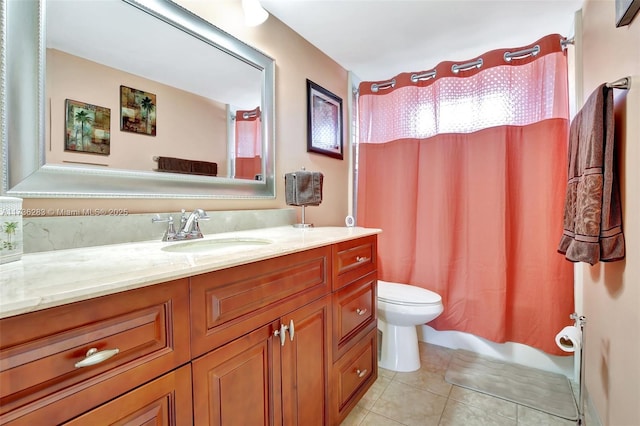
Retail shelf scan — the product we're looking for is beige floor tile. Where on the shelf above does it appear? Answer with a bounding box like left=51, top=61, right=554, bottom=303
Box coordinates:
left=341, top=403, right=368, bottom=426
left=517, top=405, right=577, bottom=426
left=370, top=381, right=447, bottom=426
left=439, top=399, right=517, bottom=426
left=360, top=375, right=393, bottom=410
left=360, top=411, right=406, bottom=426
left=447, top=385, right=517, bottom=420
left=379, top=367, right=397, bottom=380
left=418, top=343, right=453, bottom=373
left=393, top=365, right=452, bottom=398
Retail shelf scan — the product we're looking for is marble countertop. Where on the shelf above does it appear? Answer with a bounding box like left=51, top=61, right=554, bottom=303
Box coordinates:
left=0, top=226, right=381, bottom=319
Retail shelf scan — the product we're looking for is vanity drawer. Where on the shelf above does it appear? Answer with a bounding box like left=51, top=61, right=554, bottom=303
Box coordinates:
left=190, top=246, right=330, bottom=356
left=332, top=272, right=377, bottom=360
left=63, top=364, right=193, bottom=426
left=0, top=279, right=191, bottom=425
left=331, top=328, right=377, bottom=421
left=332, top=235, right=377, bottom=290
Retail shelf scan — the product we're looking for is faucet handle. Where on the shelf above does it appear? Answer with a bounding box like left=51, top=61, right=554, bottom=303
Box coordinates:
left=152, top=215, right=177, bottom=241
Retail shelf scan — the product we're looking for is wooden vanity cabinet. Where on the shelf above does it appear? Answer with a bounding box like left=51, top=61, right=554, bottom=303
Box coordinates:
left=192, top=295, right=331, bottom=426
left=330, top=236, right=378, bottom=424
left=0, top=234, right=378, bottom=426
left=190, top=246, right=332, bottom=425
left=62, top=364, right=193, bottom=425
left=0, top=279, right=191, bottom=425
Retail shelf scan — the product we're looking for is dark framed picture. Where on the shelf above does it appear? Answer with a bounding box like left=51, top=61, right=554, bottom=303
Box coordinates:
left=306, top=79, right=343, bottom=160
left=120, top=85, right=157, bottom=136
left=64, top=99, right=111, bottom=155
left=616, top=0, right=640, bottom=26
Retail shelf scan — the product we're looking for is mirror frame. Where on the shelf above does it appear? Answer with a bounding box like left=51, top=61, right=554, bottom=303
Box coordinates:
left=0, top=0, right=276, bottom=199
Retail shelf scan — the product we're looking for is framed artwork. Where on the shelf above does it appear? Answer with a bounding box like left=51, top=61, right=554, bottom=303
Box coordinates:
left=65, top=99, right=111, bottom=155
left=616, top=0, right=640, bottom=26
left=120, top=85, right=157, bottom=136
left=306, top=79, right=343, bottom=160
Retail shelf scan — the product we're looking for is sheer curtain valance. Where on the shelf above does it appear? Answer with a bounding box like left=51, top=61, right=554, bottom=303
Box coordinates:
left=359, top=34, right=569, bottom=141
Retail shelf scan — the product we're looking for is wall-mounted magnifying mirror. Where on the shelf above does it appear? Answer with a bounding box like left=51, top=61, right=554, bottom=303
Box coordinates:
left=1, top=0, right=275, bottom=198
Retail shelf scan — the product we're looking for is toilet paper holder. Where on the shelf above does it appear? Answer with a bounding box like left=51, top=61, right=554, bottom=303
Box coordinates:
left=569, top=312, right=587, bottom=425
left=570, top=312, right=586, bottom=328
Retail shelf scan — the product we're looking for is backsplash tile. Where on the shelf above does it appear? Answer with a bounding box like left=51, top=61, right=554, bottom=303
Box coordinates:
left=23, top=208, right=296, bottom=253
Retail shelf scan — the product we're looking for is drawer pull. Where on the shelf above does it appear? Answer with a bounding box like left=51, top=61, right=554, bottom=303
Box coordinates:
left=288, top=319, right=295, bottom=342
left=75, top=347, right=119, bottom=368
left=356, top=368, right=368, bottom=378
left=356, top=308, right=368, bottom=316
left=274, top=323, right=288, bottom=346
left=355, top=256, right=370, bottom=263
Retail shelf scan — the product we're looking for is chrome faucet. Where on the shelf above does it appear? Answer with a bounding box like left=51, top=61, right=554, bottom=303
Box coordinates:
left=178, top=208, right=209, bottom=239
left=152, top=208, right=209, bottom=241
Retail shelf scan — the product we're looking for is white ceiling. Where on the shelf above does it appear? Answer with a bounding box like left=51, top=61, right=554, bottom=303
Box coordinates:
left=261, top=0, right=583, bottom=82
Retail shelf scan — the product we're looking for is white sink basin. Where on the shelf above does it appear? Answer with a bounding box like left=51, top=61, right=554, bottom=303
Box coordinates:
left=161, top=237, right=273, bottom=253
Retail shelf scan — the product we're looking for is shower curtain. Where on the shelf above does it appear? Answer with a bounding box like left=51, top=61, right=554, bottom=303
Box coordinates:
left=357, top=34, right=574, bottom=355
left=235, top=107, right=262, bottom=179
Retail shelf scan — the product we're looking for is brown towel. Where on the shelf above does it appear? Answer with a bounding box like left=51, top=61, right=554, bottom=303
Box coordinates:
left=157, top=156, right=191, bottom=173
left=191, top=160, right=217, bottom=176
left=156, top=156, right=217, bottom=177
left=285, top=171, right=323, bottom=206
left=558, top=84, right=625, bottom=264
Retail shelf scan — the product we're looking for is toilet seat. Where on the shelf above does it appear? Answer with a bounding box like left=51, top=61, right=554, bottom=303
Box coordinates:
left=378, top=280, right=442, bottom=307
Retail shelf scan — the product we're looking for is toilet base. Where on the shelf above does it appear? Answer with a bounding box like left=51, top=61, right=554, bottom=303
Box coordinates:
left=378, top=319, right=421, bottom=372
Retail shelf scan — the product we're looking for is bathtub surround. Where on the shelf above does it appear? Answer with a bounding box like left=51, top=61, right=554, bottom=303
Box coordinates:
left=22, top=208, right=296, bottom=253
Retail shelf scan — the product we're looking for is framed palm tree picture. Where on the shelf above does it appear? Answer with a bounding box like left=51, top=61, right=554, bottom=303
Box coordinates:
left=64, top=99, right=111, bottom=155
left=120, top=86, right=157, bottom=136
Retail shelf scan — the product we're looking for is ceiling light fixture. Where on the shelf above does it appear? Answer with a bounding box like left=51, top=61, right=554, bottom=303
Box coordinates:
left=242, top=0, right=269, bottom=26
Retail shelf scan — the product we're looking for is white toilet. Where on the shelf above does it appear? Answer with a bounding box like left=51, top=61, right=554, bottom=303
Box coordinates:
left=377, top=280, right=444, bottom=372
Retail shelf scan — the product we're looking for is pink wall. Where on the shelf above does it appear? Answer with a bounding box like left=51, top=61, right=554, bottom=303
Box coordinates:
left=26, top=1, right=350, bottom=226
left=579, top=1, right=639, bottom=424
left=46, top=49, right=228, bottom=176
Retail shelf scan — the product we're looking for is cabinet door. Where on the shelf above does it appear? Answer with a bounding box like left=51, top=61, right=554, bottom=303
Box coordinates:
left=192, top=320, right=282, bottom=426
left=62, top=365, right=193, bottom=426
left=281, top=295, right=331, bottom=426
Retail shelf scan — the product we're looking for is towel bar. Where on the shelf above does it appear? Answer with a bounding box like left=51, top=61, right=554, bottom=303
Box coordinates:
left=606, top=76, right=631, bottom=90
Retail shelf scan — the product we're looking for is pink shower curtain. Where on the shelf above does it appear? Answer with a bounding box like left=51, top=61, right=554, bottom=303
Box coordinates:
left=357, top=34, right=574, bottom=355
left=235, top=107, right=262, bottom=179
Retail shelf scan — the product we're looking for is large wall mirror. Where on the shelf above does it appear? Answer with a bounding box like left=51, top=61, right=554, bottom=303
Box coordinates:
left=1, top=0, right=275, bottom=198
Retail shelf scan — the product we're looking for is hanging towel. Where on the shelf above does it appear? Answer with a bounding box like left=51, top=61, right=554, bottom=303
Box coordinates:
left=285, top=171, right=324, bottom=206
left=557, top=84, right=625, bottom=265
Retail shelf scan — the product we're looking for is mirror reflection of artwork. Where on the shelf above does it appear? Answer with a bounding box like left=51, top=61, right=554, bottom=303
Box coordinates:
left=120, top=86, right=157, bottom=136
left=64, top=99, right=111, bottom=155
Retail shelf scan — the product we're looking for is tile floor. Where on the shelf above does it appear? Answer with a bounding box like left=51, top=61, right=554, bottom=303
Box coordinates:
left=341, top=342, right=587, bottom=426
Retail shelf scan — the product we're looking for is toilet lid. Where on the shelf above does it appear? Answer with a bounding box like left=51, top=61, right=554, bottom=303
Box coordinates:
left=378, top=280, right=442, bottom=306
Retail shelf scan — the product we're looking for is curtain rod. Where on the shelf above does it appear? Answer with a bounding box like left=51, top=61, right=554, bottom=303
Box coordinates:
left=606, top=77, right=631, bottom=90
left=369, top=37, right=576, bottom=92
left=561, top=37, right=574, bottom=48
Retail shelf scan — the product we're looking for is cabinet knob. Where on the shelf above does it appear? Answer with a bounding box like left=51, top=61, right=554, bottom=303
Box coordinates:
left=355, top=368, right=368, bottom=378
left=355, top=308, right=368, bottom=316
left=355, top=256, right=370, bottom=263
left=274, top=323, right=288, bottom=346
left=75, top=347, right=119, bottom=368
left=288, top=319, right=295, bottom=342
